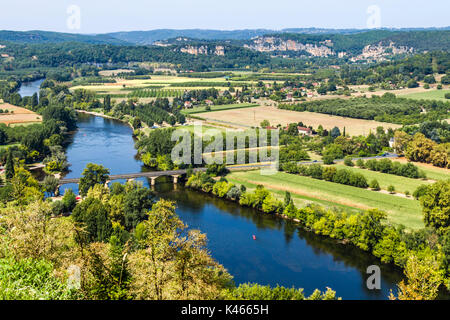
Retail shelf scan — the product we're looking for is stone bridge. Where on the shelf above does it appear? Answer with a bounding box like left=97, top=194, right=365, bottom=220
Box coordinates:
left=58, top=168, right=207, bottom=186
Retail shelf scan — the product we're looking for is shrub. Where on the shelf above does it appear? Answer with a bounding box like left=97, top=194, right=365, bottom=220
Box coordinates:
left=322, top=154, right=335, bottom=165
left=307, top=164, right=323, bottom=179
left=344, top=156, right=354, bottom=166
left=388, top=185, right=396, bottom=194
left=51, top=200, right=65, bottom=216
left=322, top=166, right=337, bottom=181
left=62, top=189, right=77, bottom=213
left=413, top=185, right=429, bottom=200
left=350, top=173, right=368, bottom=188
left=226, top=186, right=241, bottom=200
left=405, top=190, right=410, bottom=197
left=356, top=159, right=365, bottom=168
left=333, top=169, right=352, bottom=185
left=370, top=179, right=381, bottom=191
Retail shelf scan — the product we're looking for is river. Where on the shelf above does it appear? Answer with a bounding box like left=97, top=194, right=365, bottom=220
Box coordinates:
left=18, top=78, right=44, bottom=98
left=58, top=112, right=404, bottom=300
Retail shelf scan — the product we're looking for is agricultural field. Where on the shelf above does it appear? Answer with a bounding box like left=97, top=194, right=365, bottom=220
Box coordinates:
left=228, top=170, right=424, bottom=229
left=331, top=164, right=434, bottom=194
left=397, top=89, right=450, bottom=101
left=181, top=103, right=259, bottom=115
left=349, top=82, right=449, bottom=99
left=195, top=105, right=401, bottom=135
left=392, top=158, right=450, bottom=181
left=0, top=103, right=42, bottom=126
left=70, top=74, right=255, bottom=99
left=127, top=88, right=183, bottom=99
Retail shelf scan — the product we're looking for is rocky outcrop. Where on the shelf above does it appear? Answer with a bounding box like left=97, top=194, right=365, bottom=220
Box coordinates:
left=178, top=45, right=225, bottom=56
left=244, top=37, right=334, bottom=57
left=351, top=41, right=413, bottom=61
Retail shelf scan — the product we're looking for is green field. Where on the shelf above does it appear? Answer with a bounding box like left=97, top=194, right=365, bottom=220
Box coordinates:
left=399, top=89, right=450, bottom=101
left=227, top=170, right=424, bottom=229
left=181, top=103, right=259, bottom=115
left=406, top=162, right=450, bottom=181
left=332, top=164, right=433, bottom=194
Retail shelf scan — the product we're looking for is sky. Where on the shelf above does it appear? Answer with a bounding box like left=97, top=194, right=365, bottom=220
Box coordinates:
left=0, top=0, right=448, bottom=34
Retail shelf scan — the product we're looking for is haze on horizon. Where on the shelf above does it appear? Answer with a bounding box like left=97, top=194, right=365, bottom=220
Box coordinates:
left=0, top=0, right=448, bottom=34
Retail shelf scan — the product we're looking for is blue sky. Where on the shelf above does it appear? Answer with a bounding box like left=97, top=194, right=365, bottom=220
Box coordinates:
left=0, top=0, right=448, bottom=33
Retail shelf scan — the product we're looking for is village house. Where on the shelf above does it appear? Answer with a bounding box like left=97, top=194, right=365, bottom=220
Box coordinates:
left=297, top=126, right=313, bottom=136
left=184, top=101, right=192, bottom=108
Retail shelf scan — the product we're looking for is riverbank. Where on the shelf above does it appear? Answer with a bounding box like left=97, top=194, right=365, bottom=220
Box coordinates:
left=76, top=109, right=133, bottom=127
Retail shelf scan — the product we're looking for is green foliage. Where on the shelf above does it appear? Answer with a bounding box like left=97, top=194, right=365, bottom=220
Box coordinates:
left=42, top=175, right=59, bottom=196
left=0, top=257, right=76, bottom=300
left=5, top=149, right=15, bottom=180
left=62, top=189, right=77, bottom=213
left=413, top=184, right=429, bottom=200
left=279, top=95, right=449, bottom=125
left=370, top=179, right=381, bottom=191
left=206, top=163, right=229, bottom=177
left=388, top=185, right=396, bottom=194
left=123, top=182, right=154, bottom=230
left=79, top=163, right=110, bottom=196
left=72, top=197, right=112, bottom=243
left=421, top=180, right=450, bottom=235
left=344, top=156, right=354, bottom=166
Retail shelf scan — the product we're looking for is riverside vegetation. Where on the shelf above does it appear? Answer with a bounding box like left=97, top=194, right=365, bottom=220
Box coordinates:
left=186, top=168, right=450, bottom=300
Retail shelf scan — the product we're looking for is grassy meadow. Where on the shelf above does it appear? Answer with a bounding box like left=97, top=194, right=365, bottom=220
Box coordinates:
left=331, top=164, right=434, bottom=194
left=398, top=89, right=450, bottom=101
left=227, top=170, right=424, bottom=229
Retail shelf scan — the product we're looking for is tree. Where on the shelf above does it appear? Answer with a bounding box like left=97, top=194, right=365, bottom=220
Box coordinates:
left=393, top=131, right=412, bottom=156
left=388, top=185, right=396, bottom=194
left=323, top=144, right=343, bottom=162
left=405, top=133, right=436, bottom=163
left=104, top=95, right=112, bottom=112
left=79, top=163, right=110, bottom=196
left=356, top=159, right=365, bottom=168
left=123, top=182, right=154, bottom=230
left=370, top=179, right=380, bottom=191
left=430, top=143, right=449, bottom=168
left=5, top=149, right=15, bottom=180
left=132, top=117, right=142, bottom=129
left=42, top=175, right=59, bottom=196
left=344, top=156, right=354, bottom=166
left=390, top=255, right=443, bottom=300
left=330, top=127, right=341, bottom=139
left=260, top=120, right=270, bottom=128
left=421, top=180, right=450, bottom=235
left=72, top=197, right=112, bottom=243
left=284, top=191, right=292, bottom=207
left=62, top=188, right=77, bottom=213
left=129, top=199, right=232, bottom=300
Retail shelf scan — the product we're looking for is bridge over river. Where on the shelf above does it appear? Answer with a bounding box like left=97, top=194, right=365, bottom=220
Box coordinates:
left=59, top=168, right=206, bottom=186
left=58, top=163, right=273, bottom=186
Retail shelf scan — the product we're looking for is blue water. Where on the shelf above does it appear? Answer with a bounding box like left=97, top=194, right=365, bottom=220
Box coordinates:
left=18, top=79, right=44, bottom=98
left=59, top=112, right=404, bottom=300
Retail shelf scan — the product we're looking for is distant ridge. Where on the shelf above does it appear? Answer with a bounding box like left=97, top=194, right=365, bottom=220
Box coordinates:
left=0, top=27, right=449, bottom=45
left=0, top=30, right=129, bottom=44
